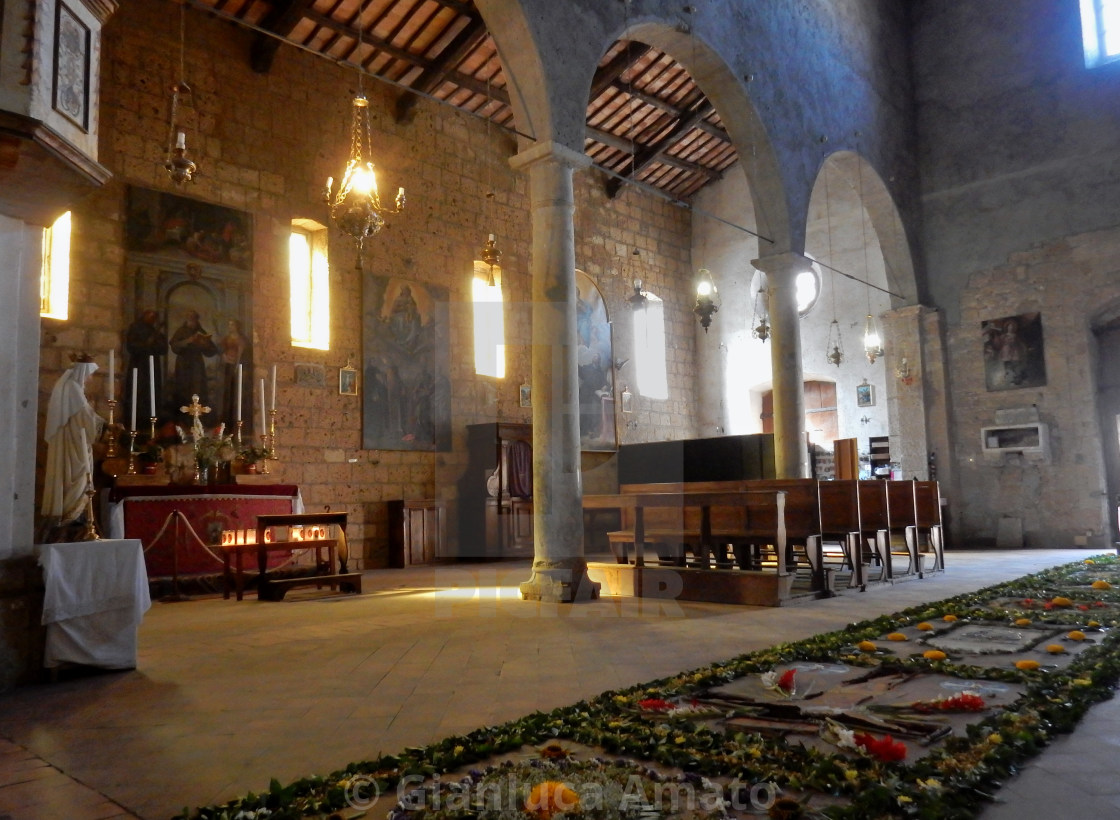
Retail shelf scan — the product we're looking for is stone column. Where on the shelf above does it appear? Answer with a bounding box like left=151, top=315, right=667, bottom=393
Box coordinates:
left=509, top=141, right=599, bottom=603
left=752, top=252, right=812, bottom=478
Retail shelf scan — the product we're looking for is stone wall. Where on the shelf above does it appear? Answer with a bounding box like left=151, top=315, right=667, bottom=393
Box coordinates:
left=36, top=1, right=695, bottom=566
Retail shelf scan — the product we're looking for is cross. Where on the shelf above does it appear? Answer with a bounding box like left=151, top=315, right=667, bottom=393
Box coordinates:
left=180, top=393, right=211, bottom=440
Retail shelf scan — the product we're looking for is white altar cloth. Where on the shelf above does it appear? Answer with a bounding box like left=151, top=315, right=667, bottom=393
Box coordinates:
left=36, top=539, right=151, bottom=669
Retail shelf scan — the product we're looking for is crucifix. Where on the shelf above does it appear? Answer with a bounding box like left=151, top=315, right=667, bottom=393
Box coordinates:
left=181, top=393, right=211, bottom=440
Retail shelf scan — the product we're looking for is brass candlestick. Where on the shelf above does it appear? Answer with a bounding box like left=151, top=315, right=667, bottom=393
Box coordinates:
left=80, top=476, right=101, bottom=541
left=149, top=416, right=158, bottom=441
left=268, top=408, right=278, bottom=458
left=105, top=399, right=120, bottom=457
left=259, top=434, right=270, bottom=475
left=127, top=430, right=139, bottom=475
left=234, top=419, right=243, bottom=446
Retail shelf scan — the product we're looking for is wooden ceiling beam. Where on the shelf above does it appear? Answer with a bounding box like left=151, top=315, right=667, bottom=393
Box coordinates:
left=249, top=0, right=316, bottom=74
left=304, top=8, right=432, bottom=68
left=606, top=98, right=713, bottom=198
left=585, top=125, right=719, bottom=179
left=589, top=42, right=652, bottom=100
left=396, top=12, right=489, bottom=122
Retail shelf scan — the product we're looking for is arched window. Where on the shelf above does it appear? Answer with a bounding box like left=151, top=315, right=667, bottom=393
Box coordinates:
left=633, top=289, right=668, bottom=400
left=472, top=261, right=505, bottom=378
left=1081, top=0, right=1120, bottom=67
left=40, top=211, right=72, bottom=320
left=289, top=218, right=330, bottom=350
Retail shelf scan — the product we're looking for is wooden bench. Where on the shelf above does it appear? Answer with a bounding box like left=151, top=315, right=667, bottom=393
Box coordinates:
left=250, top=513, right=363, bottom=601
left=914, top=480, right=946, bottom=573
left=885, top=480, right=922, bottom=578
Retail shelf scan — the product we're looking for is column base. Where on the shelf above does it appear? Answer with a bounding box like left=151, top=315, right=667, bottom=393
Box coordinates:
left=519, top=559, right=601, bottom=603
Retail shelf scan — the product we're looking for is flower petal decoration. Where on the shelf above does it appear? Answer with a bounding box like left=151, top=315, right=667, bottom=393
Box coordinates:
left=942, top=614, right=959, bottom=622
left=1051, top=596, right=1073, bottom=607
left=857, top=640, right=878, bottom=652
left=1045, top=644, right=1066, bottom=654
left=916, top=622, right=934, bottom=631
left=1015, top=659, right=1041, bottom=671
left=1091, top=580, right=1111, bottom=590
left=525, top=781, right=580, bottom=820
left=777, top=668, right=797, bottom=694
left=853, top=732, right=907, bottom=762
left=887, top=632, right=908, bottom=641
left=1067, top=630, right=1087, bottom=641
left=923, top=650, right=947, bottom=661
left=1014, top=618, right=1032, bottom=626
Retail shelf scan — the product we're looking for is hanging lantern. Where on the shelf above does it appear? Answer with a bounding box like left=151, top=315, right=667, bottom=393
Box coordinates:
left=863, top=312, right=884, bottom=364
left=694, top=268, right=720, bottom=332
left=826, top=319, right=845, bottom=366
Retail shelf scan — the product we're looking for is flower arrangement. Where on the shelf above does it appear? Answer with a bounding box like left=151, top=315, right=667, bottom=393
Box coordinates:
left=238, top=445, right=271, bottom=465
left=194, top=430, right=235, bottom=467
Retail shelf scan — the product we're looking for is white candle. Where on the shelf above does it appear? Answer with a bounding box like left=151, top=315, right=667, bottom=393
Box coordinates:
left=148, top=355, right=156, bottom=418
left=235, top=364, right=243, bottom=421
left=176, top=130, right=186, bottom=150
left=270, top=365, right=277, bottom=411
left=130, top=369, right=138, bottom=430
left=108, top=349, right=115, bottom=401
left=259, top=378, right=267, bottom=434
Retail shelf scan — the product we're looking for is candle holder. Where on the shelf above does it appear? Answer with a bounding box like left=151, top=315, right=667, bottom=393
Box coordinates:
left=127, top=430, right=139, bottom=475
left=150, top=416, right=158, bottom=442
left=234, top=419, right=243, bottom=446
left=105, top=399, right=121, bottom=457
left=80, top=476, right=101, bottom=541
left=259, top=434, right=271, bottom=475
left=268, top=408, right=278, bottom=459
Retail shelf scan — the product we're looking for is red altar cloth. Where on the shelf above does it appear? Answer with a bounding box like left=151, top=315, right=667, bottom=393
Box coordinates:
left=106, top=484, right=301, bottom=577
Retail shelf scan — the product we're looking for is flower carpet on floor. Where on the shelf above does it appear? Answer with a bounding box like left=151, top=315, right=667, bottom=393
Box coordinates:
left=177, top=556, right=1120, bottom=820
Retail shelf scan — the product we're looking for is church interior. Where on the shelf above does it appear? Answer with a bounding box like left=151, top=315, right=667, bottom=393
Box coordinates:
left=3, top=0, right=1120, bottom=817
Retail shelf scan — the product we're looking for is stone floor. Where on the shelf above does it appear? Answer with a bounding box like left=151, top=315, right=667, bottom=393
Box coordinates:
left=0, top=548, right=1114, bottom=820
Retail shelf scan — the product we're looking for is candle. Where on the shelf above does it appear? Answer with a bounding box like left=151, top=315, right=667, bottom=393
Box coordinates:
left=259, top=378, right=267, bottom=434
left=176, top=130, right=186, bottom=150
left=270, top=365, right=277, bottom=411
left=235, top=363, right=243, bottom=421
left=131, top=369, right=138, bottom=430
left=108, top=349, right=115, bottom=401
left=148, top=355, right=156, bottom=418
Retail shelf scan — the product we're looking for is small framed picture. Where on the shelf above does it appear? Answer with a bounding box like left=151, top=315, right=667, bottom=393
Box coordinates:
left=856, top=381, right=875, bottom=407
left=339, top=365, right=358, bottom=396
left=621, top=386, right=633, bottom=414
left=519, top=383, right=532, bottom=408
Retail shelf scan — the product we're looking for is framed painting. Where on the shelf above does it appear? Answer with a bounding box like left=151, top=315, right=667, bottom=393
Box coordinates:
left=363, top=277, right=451, bottom=451
left=519, top=384, right=532, bottom=408
left=982, top=312, right=1046, bottom=391
left=53, top=2, right=90, bottom=130
left=575, top=270, right=617, bottom=451
left=339, top=366, right=358, bottom=396
left=856, top=381, right=874, bottom=408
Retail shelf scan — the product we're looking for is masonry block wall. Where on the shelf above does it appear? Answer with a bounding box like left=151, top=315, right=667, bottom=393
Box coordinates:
left=35, top=1, right=696, bottom=566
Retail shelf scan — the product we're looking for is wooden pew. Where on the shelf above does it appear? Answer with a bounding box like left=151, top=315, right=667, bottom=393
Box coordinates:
left=914, top=480, right=946, bottom=573
left=885, top=480, right=922, bottom=578
left=855, top=480, right=894, bottom=581
left=588, top=490, right=789, bottom=576
left=816, top=480, right=891, bottom=590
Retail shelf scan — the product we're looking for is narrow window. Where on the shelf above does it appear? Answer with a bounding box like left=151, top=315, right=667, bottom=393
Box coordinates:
left=1081, top=0, right=1120, bottom=67
left=633, top=289, right=668, bottom=400
left=472, top=261, right=505, bottom=378
left=40, top=211, right=72, bottom=320
left=290, top=219, right=330, bottom=350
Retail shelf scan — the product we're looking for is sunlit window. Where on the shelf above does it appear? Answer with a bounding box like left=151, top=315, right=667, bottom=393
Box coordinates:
left=472, top=261, right=505, bottom=378
left=796, top=268, right=820, bottom=316
left=633, top=289, right=668, bottom=400
left=290, top=219, right=330, bottom=350
left=40, top=211, right=72, bottom=320
left=1081, top=0, right=1120, bottom=67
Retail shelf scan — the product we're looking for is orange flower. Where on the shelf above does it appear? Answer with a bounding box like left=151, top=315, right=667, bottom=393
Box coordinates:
left=923, top=650, right=947, bottom=661
left=916, top=622, right=934, bottom=631
left=1068, top=630, right=1087, bottom=641
left=1091, top=580, right=1112, bottom=590
left=887, top=632, right=908, bottom=642
left=1051, top=597, right=1073, bottom=607
left=1014, top=618, right=1032, bottom=627
left=1015, top=660, right=1041, bottom=671
left=942, top=614, right=959, bottom=622
left=857, top=640, right=878, bottom=652
left=525, top=782, right=580, bottom=819
left=1045, top=644, right=1066, bottom=654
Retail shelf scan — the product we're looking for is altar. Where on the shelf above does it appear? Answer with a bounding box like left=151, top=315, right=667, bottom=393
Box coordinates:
left=105, top=484, right=303, bottom=576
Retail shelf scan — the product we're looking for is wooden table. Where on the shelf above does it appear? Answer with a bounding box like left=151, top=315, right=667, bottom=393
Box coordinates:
left=220, top=538, right=337, bottom=601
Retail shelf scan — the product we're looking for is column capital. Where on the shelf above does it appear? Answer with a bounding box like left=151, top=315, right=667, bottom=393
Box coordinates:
left=509, top=140, right=592, bottom=173
left=751, top=251, right=814, bottom=280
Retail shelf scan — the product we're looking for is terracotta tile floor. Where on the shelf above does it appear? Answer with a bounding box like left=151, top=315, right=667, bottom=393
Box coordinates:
left=0, top=549, right=1110, bottom=820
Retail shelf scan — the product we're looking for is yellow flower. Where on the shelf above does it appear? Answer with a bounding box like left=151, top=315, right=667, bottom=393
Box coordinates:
left=1085, top=559, right=1095, bottom=565
left=916, top=622, right=934, bottom=631
left=673, top=735, right=686, bottom=745
left=923, top=650, right=947, bottom=661
left=942, top=614, right=959, bottom=622
left=1072, top=678, right=1093, bottom=687
left=857, top=640, right=878, bottom=652
left=453, top=745, right=465, bottom=756
left=987, top=733, right=1003, bottom=744
left=917, top=777, right=943, bottom=792
left=1092, top=580, right=1112, bottom=590
left=1045, top=644, right=1066, bottom=654
left=844, top=769, right=860, bottom=783
left=887, top=632, right=908, bottom=641
left=1015, top=618, right=1032, bottom=626
left=898, top=795, right=913, bottom=805
left=1051, top=596, right=1073, bottom=607
left=1015, top=660, right=1041, bottom=671
left=525, top=782, right=580, bottom=820
left=1088, top=620, right=1101, bottom=627
left=1068, top=630, right=1087, bottom=641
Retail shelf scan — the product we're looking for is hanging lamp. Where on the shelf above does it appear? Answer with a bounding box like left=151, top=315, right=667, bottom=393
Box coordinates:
left=856, top=158, right=883, bottom=363
left=751, top=272, right=770, bottom=342
left=694, top=268, right=720, bottom=332
left=164, top=2, right=197, bottom=185
left=822, top=167, right=844, bottom=366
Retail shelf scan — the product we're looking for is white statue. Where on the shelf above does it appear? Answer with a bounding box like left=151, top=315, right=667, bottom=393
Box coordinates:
left=41, top=356, right=104, bottom=526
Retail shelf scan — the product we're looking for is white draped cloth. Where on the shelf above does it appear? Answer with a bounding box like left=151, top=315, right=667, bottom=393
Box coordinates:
left=42, top=361, right=103, bottom=524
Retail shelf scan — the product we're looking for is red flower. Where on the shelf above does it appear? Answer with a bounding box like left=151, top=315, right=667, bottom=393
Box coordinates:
left=1078, top=604, right=1090, bottom=611
left=1095, top=601, right=1108, bottom=608
left=1043, top=602, right=1054, bottom=610
left=853, top=732, right=908, bottom=762
left=912, top=693, right=985, bottom=714
left=777, top=669, right=797, bottom=693
left=1022, top=598, right=1034, bottom=607
left=638, top=698, right=674, bottom=712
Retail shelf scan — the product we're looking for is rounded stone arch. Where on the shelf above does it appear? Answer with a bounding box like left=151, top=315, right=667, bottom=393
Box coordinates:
left=620, top=20, right=793, bottom=254
left=810, top=151, right=918, bottom=307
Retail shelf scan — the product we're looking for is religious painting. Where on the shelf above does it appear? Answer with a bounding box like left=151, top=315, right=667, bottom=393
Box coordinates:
left=982, top=312, right=1046, bottom=391
left=124, top=187, right=254, bottom=436
left=339, top=365, right=358, bottom=396
left=856, top=381, right=875, bottom=408
left=362, top=277, right=451, bottom=451
left=576, top=270, right=617, bottom=451
left=519, top=384, right=532, bottom=408
left=52, top=2, right=90, bottom=130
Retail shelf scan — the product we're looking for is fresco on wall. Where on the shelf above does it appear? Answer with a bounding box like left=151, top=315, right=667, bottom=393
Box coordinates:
left=363, top=277, right=452, bottom=451
left=124, top=187, right=254, bottom=433
left=982, top=312, right=1046, bottom=391
left=576, top=271, right=617, bottom=451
